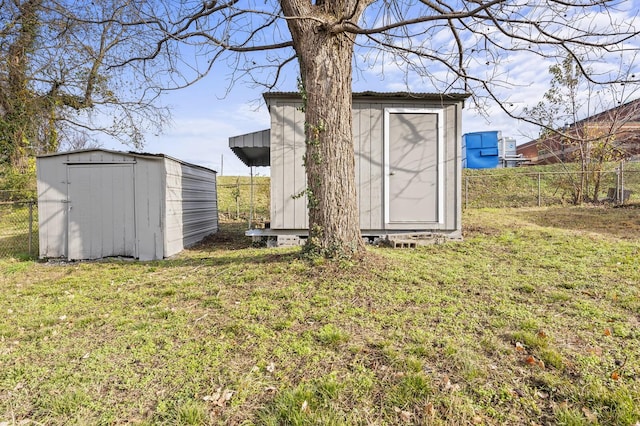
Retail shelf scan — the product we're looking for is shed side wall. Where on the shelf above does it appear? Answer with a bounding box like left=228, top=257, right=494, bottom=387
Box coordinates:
left=163, top=159, right=218, bottom=257
left=270, top=102, right=308, bottom=229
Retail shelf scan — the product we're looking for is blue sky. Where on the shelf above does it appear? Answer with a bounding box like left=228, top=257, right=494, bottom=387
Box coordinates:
left=99, top=1, right=640, bottom=176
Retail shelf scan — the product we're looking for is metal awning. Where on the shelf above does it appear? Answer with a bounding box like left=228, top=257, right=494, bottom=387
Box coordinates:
left=229, top=129, right=270, bottom=167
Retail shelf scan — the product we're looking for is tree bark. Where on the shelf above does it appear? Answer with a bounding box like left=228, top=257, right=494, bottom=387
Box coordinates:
left=2, top=0, right=42, bottom=167
left=281, top=0, right=367, bottom=258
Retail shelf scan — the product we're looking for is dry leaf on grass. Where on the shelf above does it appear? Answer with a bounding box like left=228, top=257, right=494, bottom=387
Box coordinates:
left=535, top=390, right=549, bottom=399
left=442, top=375, right=461, bottom=392
left=423, top=402, right=435, bottom=419
left=394, top=407, right=412, bottom=423
left=582, top=406, right=597, bottom=423
left=203, top=387, right=234, bottom=406
left=588, top=346, right=603, bottom=356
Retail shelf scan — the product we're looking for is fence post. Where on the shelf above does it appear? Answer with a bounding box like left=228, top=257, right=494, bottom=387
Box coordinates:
left=537, top=173, right=541, bottom=207
left=620, top=160, right=625, bottom=206
left=235, top=179, right=240, bottom=219
left=28, top=201, right=33, bottom=255
left=249, top=167, right=254, bottom=229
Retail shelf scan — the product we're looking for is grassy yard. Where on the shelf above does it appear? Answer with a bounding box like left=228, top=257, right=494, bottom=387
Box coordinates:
left=1, top=205, right=639, bottom=425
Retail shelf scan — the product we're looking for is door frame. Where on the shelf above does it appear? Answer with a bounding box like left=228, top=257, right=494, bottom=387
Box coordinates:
left=383, top=107, right=445, bottom=226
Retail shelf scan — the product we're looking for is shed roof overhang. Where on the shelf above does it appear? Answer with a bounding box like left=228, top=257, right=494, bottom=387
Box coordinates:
left=228, top=129, right=270, bottom=167
left=263, top=91, right=471, bottom=105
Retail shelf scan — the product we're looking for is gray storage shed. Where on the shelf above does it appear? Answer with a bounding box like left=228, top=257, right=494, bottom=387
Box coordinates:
left=37, top=149, right=218, bottom=260
left=230, top=91, right=469, bottom=243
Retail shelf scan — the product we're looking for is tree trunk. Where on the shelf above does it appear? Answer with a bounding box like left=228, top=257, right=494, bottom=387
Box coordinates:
left=3, top=0, right=42, bottom=167
left=281, top=1, right=367, bottom=258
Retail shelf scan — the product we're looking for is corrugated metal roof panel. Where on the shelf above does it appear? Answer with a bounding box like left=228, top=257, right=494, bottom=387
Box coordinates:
left=228, top=129, right=271, bottom=167
left=263, top=91, right=470, bottom=104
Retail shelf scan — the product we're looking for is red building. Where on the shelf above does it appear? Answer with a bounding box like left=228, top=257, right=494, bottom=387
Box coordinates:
left=517, top=98, right=640, bottom=164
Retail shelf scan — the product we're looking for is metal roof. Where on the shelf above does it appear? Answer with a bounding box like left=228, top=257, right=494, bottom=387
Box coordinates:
left=37, top=148, right=217, bottom=173
left=228, top=129, right=270, bottom=167
left=263, top=91, right=470, bottom=103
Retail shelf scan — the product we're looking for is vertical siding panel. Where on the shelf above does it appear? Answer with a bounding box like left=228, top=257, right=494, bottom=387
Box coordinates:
left=274, top=102, right=308, bottom=230
left=369, top=104, right=384, bottom=228
left=163, top=159, right=183, bottom=257
left=292, top=103, right=308, bottom=229
left=353, top=104, right=362, bottom=227
left=98, top=167, right=114, bottom=257
left=444, top=104, right=458, bottom=231
left=135, top=158, right=164, bottom=260
left=270, top=101, right=283, bottom=229
left=354, top=103, right=371, bottom=229
left=116, top=165, right=136, bottom=258
left=282, top=103, right=297, bottom=228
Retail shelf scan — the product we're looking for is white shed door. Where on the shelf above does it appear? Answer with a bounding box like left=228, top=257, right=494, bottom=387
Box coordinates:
left=386, top=110, right=441, bottom=224
left=67, top=165, right=135, bottom=259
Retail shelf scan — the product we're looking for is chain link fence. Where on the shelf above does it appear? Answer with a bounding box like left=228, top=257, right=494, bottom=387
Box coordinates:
left=217, top=181, right=271, bottom=224
left=0, top=199, right=38, bottom=258
left=463, top=168, right=639, bottom=209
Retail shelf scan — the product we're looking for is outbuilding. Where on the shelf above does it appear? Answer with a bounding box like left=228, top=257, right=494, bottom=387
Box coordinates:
left=37, top=149, right=218, bottom=260
left=230, top=91, right=469, bottom=245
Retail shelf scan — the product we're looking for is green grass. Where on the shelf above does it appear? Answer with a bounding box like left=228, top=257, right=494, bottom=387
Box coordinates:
left=1, top=206, right=639, bottom=425
left=217, top=175, right=270, bottom=223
